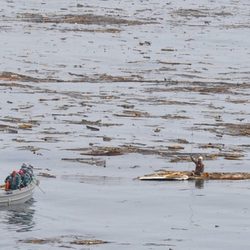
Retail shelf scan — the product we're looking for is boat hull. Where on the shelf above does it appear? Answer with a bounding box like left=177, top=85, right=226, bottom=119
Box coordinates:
left=0, top=180, right=38, bottom=207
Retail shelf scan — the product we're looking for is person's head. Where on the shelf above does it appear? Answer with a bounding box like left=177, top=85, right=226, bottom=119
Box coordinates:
left=18, top=170, right=24, bottom=175
left=198, top=156, right=203, bottom=162
left=11, top=171, right=17, bottom=176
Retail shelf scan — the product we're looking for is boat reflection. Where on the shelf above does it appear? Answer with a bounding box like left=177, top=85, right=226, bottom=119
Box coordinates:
left=0, top=199, right=36, bottom=232
left=195, top=179, right=205, bottom=189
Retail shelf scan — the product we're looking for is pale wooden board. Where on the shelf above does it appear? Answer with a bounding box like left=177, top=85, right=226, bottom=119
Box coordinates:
left=139, top=175, right=189, bottom=181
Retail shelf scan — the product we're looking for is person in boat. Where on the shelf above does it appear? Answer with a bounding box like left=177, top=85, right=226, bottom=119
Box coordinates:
left=19, top=169, right=31, bottom=187
left=190, top=155, right=204, bottom=175
left=21, top=164, right=34, bottom=181
left=5, top=171, right=21, bottom=190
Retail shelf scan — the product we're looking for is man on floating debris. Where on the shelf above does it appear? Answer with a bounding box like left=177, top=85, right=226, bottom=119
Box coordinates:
left=190, top=155, right=204, bottom=175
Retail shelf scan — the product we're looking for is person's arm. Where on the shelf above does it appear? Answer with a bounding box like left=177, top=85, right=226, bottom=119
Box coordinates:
left=190, top=155, right=196, bottom=163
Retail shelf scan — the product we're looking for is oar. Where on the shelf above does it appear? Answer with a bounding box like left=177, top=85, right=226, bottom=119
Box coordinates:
left=33, top=178, right=45, bottom=194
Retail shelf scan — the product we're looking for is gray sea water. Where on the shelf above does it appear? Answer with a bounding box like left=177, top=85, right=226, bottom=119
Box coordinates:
left=0, top=0, right=250, bottom=249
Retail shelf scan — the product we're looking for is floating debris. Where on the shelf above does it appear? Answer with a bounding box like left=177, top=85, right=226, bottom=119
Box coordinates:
left=199, top=143, right=224, bottom=150
left=17, top=13, right=150, bottom=26
left=114, top=110, right=150, bottom=118
left=61, top=157, right=106, bottom=167
left=161, top=48, right=176, bottom=52
left=119, top=104, right=135, bottom=109
left=80, top=147, right=123, bottom=156
left=39, top=98, right=60, bottom=102
left=103, top=136, right=112, bottom=142
left=81, top=119, right=102, bottom=126
left=154, top=128, right=161, bottom=133
left=70, top=239, right=109, bottom=245
left=194, top=122, right=250, bottom=137
left=18, top=123, right=33, bottom=129
left=224, top=153, right=244, bottom=160
left=0, top=72, right=42, bottom=82
left=38, top=172, right=56, bottom=178
left=139, top=171, right=250, bottom=181
left=19, top=235, right=109, bottom=247
left=20, top=238, right=60, bottom=244
left=170, top=139, right=189, bottom=144
left=86, top=125, right=100, bottom=131
left=161, top=114, right=190, bottom=120
left=167, top=145, right=185, bottom=151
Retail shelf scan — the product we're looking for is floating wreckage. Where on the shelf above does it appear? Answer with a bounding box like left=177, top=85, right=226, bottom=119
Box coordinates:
left=139, top=171, right=250, bottom=181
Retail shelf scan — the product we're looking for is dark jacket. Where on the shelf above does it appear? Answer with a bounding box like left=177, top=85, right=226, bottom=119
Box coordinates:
left=191, top=156, right=204, bottom=175
left=8, top=173, right=21, bottom=190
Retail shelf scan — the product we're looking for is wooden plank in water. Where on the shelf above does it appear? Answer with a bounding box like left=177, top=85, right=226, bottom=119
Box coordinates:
left=139, top=174, right=189, bottom=181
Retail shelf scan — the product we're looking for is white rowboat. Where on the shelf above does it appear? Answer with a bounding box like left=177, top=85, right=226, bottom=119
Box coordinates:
left=0, top=180, right=38, bottom=207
